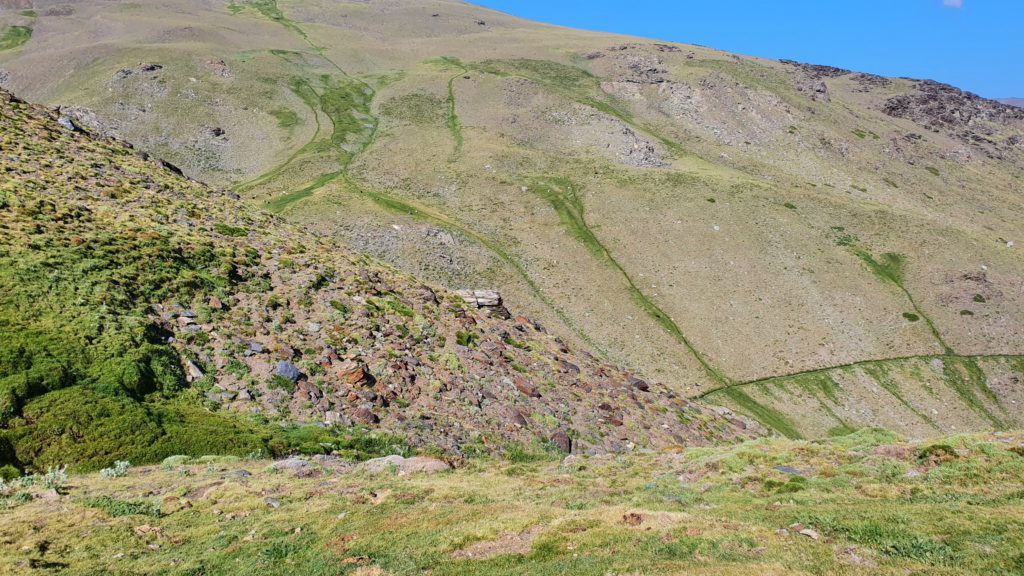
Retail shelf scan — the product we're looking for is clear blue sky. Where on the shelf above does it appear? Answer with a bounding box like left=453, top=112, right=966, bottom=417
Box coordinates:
left=473, top=0, right=1023, bottom=98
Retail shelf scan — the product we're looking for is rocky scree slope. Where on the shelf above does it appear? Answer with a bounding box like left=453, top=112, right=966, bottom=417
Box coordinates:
left=0, top=89, right=758, bottom=472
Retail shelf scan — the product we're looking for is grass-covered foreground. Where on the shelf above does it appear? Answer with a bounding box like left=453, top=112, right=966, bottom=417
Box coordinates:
left=2, top=429, right=1023, bottom=575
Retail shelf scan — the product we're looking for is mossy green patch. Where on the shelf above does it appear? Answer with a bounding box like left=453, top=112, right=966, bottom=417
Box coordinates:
left=269, top=107, right=299, bottom=128
left=721, top=387, right=801, bottom=439
left=0, top=25, right=32, bottom=52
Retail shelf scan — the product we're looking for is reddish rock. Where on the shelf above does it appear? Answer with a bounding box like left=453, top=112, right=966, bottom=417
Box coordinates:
left=628, top=376, right=650, bottom=392
left=513, top=376, right=541, bottom=398
left=550, top=429, right=572, bottom=454
left=352, top=406, right=378, bottom=424
left=338, top=361, right=374, bottom=387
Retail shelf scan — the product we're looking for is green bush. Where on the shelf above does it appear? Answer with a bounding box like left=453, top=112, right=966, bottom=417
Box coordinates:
left=0, top=464, right=20, bottom=481
left=214, top=223, right=249, bottom=237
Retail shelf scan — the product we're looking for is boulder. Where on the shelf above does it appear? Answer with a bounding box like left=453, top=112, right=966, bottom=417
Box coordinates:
left=550, top=429, right=572, bottom=454
left=271, top=457, right=310, bottom=472
left=455, top=289, right=502, bottom=308
left=513, top=377, right=541, bottom=398
left=275, top=360, right=302, bottom=382
left=185, top=360, right=204, bottom=382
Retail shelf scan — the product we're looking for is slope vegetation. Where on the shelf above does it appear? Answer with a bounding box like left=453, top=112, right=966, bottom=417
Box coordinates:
left=2, top=430, right=1023, bottom=574
left=0, top=88, right=757, bottom=473
left=0, top=0, right=1022, bottom=438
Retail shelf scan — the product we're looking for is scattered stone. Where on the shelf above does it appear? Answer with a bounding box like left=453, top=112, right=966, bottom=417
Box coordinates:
left=271, top=458, right=310, bottom=472
left=628, top=376, right=650, bottom=391
left=275, top=360, right=302, bottom=382
left=456, top=289, right=502, bottom=308
left=512, top=377, right=541, bottom=398
left=352, top=406, right=378, bottom=424
left=185, top=360, right=204, bottom=382
left=264, top=496, right=280, bottom=509
left=550, top=429, right=572, bottom=454
left=773, top=465, right=804, bottom=476
left=798, top=528, right=819, bottom=540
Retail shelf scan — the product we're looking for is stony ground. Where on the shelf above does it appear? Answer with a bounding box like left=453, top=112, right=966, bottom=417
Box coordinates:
left=1, top=0, right=1020, bottom=438
left=0, top=87, right=758, bottom=474
left=2, top=429, right=1023, bottom=575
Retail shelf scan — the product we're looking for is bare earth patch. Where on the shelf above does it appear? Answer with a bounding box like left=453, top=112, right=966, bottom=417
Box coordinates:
left=451, top=526, right=544, bottom=560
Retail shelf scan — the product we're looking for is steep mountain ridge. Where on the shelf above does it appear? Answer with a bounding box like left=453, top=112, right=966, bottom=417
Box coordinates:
left=0, top=0, right=1022, bottom=439
left=0, top=88, right=757, bottom=472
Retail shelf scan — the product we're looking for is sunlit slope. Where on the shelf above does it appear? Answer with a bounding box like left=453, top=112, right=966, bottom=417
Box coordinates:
left=1, top=0, right=1021, bottom=437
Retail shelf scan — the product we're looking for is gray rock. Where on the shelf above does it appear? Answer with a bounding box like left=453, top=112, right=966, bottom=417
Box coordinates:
left=57, top=116, right=76, bottom=131
left=264, top=496, right=280, bottom=509
left=455, top=289, right=502, bottom=308
left=185, top=360, right=205, bottom=382
left=271, top=457, right=310, bottom=471
left=773, top=465, right=804, bottom=476
left=360, top=455, right=451, bottom=475
left=249, top=341, right=264, bottom=353
left=275, top=360, right=302, bottom=381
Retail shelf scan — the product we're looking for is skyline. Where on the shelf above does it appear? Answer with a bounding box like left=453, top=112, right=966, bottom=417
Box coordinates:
left=474, top=0, right=1023, bottom=99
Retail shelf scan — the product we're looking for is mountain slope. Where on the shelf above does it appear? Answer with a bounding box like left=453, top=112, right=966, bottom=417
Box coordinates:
left=0, top=88, right=757, bottom=472
left=0, top=0, right=1022, bottom=438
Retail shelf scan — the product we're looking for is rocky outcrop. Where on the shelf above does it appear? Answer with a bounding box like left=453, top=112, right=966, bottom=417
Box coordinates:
left=882, top=80, right=1024, bottom=157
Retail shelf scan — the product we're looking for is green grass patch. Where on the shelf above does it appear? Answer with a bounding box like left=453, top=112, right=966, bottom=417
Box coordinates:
left=214, top=223, right=249, bottom=237
left=720, top=387, right=802, bottom=439
left=0, top=25, right=32, bottom=51
left=82, top=495, right=162, bottom=518
left=269, top=107, right=299, bottom=128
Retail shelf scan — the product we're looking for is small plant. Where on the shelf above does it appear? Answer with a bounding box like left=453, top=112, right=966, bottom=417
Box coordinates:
left=456, top=330, right=479, bottom=347
left=269, top=373, right=296, bottom=393
left=100, top=460, right=131, bottom=479
left=40, top=465, right=69, bottom=492
left=213, top=223, right=249, bottom=237
left=902, top=312, right=920, bottom=322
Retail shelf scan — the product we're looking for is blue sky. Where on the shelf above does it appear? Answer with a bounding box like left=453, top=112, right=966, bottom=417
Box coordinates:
left=473, top=0, right=1023, bottom=98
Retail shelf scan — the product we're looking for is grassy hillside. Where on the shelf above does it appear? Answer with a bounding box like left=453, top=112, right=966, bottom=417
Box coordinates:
left=2, top=429, right=1023, bottom=574
left=2, top=0, right=1019, bottom=439
left=0, top=88, right=758, bottom=473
